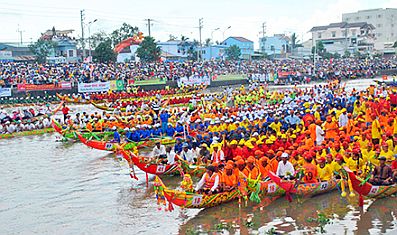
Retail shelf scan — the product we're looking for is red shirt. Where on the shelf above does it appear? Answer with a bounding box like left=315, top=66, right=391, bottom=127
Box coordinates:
left=391, top=160, right=397, bottom=170
left=61, top=107, right=70, bottom=115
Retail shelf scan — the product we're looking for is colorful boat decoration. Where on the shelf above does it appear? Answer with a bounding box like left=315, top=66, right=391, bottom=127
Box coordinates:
left=345, top=166, right=397, bottom=199
left=154, top=176, right=240, bottom=209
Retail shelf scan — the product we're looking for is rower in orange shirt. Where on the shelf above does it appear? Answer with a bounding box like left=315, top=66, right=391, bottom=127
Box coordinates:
left=246, top=156, right=260, bottom=180
left=324, top=115, right=338, bottom=142
left=221, top=164, right=238, bottom=192
left=258, top=156, right=271, bottom=179
left=301, top=154, right=318, bottom=183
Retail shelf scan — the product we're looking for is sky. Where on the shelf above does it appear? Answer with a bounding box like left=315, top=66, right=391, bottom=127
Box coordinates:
left=0, top=0, right=396, bottom=49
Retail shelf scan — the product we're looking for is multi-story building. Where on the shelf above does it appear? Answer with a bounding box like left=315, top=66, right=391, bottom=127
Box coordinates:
left=310, top=22, right=375, bottom=54
left=222, top=36, right=254, bottom=60
left=259, top=34, right=290, bottom=56
left=342, top=8, right=397, bottom=53
left=40, top=28, right=79, bottom=62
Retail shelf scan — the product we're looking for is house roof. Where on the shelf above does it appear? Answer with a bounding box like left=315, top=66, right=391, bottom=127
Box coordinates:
left=310, top=22, right=375, bottom=32
left=225, top=36, right=253, bottom=43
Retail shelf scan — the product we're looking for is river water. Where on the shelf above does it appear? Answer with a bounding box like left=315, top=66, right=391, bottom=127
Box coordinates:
left=1, top=78, right=397, bottom=235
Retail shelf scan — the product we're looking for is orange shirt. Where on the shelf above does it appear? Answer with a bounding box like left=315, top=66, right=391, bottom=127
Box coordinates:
left=258, top=164, right=271, bottom=179
left=221, top=172, right=238, bottom=187
left=86, top=122, right=93, bottom=132
left=246, top=166, right=260, bottom=180
left=302, top=162, right=318, bottom=183
left=308, top=123, right=316, bottom=140
left=324, top=121, right=338, bottom=139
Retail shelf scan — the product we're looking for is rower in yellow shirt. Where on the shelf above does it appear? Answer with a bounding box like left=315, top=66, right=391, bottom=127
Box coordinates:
left=344, top=149, right=365, bottom=175
left=379, top=142, right=394, bottom=162
left=317, top=157, right=333, bottom=181
left=269, top=119, right=282, bottom=133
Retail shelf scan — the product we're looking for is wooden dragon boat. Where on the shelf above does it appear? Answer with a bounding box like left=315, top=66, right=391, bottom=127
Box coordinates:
left=51, top=119, right=113, bottom=140
left=154, top=176, right=240, bottom=209
left=0, top=128, right=54, bottom=139
left=345, top=167, right=397, bottom=199
left=118, top=150, right=181, bottom=175
left=76, top=132, right=175, bottom=151
left=267, top=171, right=340, bottom=201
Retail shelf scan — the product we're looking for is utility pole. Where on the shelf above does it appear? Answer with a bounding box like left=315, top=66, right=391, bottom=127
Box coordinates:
left=145, top=19, right=154, bottom=37
left=260, top=22, right=266, bottom=53
left=80, top=9, right=85, bottom=60
left=198, top=18, right=203, bottom=61
left=16, top=24, right=24, bottom=46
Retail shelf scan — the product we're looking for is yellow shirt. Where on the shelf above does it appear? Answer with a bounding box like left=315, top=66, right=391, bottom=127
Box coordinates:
left=345, top=158, right=365, bottom=172
left=330, top=161, right=342, bottom=173
left=269, top=122, right=282, bottom=133
left=317, top=164, right=333, bottom=181
left=380, top=149, right=394, bottom=162
left=371, top=119, right=381, bottom=139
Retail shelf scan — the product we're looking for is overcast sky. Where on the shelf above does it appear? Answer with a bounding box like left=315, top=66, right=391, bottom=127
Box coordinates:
left=0, top=0, right=396, bottom=48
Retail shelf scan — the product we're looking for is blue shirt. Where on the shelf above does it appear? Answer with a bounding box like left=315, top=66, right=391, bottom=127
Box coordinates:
left=113, top=131, right=121, bottom=143
left=160, top=113, right=170, bottom=122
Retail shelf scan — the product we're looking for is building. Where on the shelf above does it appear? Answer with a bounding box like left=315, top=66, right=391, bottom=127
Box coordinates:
left=200, top=44, right=228, bottom=60
left=158, top=40, right=189, bottom=61
left=222, top=36, right=254, bottom=59
left=342, top=8, right=397, bottom=53
left=40, top=28, right=79, bottom=63
left=0, top=43, right=35, bottom=62
left=259, top=34, right=290, bottom=57
left=310, top=22, right=375, bottom=54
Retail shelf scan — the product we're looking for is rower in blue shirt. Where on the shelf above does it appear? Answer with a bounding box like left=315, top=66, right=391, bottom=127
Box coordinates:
left=112, top=126, right=121, bottom=143
left=165, top=123, right=175, bottom=137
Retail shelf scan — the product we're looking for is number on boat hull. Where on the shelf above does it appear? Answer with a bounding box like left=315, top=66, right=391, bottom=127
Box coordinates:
left=105, top=143, right=113, bottom=150
left=191, top=195, right=203, bottom=206
left=368, top=186, right=379, bottom=196
left=156, top=165, right=166, bottom=173
left=267, top=183, right=277, bottom=193
left=320, top=182, right=328, bottom=190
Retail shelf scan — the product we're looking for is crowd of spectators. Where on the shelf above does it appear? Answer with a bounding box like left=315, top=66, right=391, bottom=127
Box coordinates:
left=0, top=58, right=396, bottom=88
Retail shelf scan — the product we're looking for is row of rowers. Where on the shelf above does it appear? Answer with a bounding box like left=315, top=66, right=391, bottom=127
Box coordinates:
left=193, top=146, right=397, bottom=194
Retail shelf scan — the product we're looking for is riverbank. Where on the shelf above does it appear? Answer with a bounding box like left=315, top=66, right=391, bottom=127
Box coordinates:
left=4, top=69, right=396, bottom=100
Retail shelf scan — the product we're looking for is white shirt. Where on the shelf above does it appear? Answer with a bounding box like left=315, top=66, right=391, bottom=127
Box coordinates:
left=151, top=144, right=166, bottom=157
left=195, top=172, right=220, bottom=192
left=166, top=150, right=176, bottom=164
left=211, top=149, right=225, bottom=163
left=276, top=160, right=295, bottom=177
left=180, top=149, right=195, bottom=163
left=315, top=125, right=325, bottom=146
left=338, top=113, right=348, bottom=127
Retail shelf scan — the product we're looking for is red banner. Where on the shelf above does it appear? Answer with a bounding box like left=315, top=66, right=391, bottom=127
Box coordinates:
left=17, top=82, right=72, bottom=91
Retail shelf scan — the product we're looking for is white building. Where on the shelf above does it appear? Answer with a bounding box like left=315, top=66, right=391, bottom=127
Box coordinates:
left=342, top=8, right=397, bottom=53
left=310, top=22, right=375, bottom=54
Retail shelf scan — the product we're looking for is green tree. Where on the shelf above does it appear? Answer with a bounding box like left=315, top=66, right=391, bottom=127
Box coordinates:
left=29, top=39, right=57, bottom=63
left=93, top=39, right=116, bottom=63
left=168, top=34, right=177, bottom=41
left=204, top=38, right=212, bottom=47
left=178, top=36, right=199, bottom=60
left=311, top=41, right=325, bottom=55
left=333, top=52, right=341, bottom=59
left=136, top=36, right=161, bottom=62
left=343, top=50, right=351, bottom=58
left=110, top=23, right=139, bottom=47
left=90, top=31, right=109, bottom=49
left=225, top=45, right=241, bottom=60
left=291, top=33, right=303, bottom=52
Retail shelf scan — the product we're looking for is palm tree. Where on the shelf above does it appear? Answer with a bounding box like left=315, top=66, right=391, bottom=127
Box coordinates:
left=204, top=38, right=211, bottom=47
